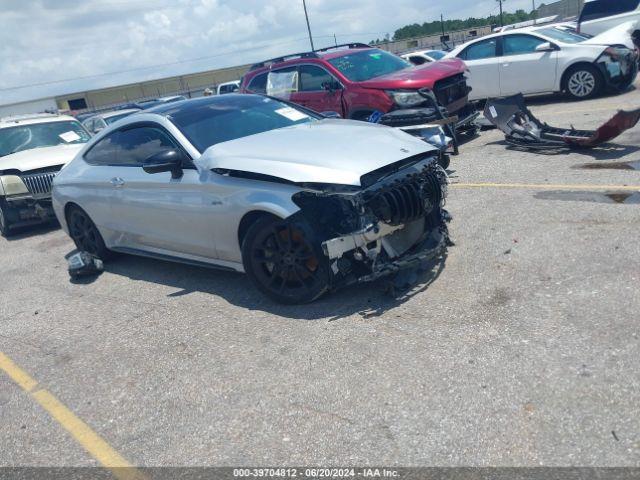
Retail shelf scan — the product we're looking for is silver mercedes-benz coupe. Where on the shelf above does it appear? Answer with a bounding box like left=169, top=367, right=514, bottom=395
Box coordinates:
left=52, top=95, right=450, bottom=304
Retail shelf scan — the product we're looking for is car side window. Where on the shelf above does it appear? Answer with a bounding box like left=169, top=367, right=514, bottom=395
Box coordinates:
left=84, top=126, right=180, bottom=167
left=409, top=56, right=428, bottom=65
left=459, top=39, right=498, bottom=61
left=503, top=34, right=547, bottom=55
left=83, top=119, right=94, bottom=132
left=247, top=72, right=268, bottom=94
left=299, top=65, right=335, bottom=91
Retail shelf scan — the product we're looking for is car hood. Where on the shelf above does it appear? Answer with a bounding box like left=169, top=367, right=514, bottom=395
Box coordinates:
left=580, top=21, right=636, bottom=49
left=0, top=144, right=84, bottom=173
left=357, top=58, right=467, bottom=90
left=195, top=119, right=437, bottom=187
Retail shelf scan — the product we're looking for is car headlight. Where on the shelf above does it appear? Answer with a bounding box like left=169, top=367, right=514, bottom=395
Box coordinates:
left=0, top=175, right=29, bottom=196
left=386, top=90, right=426, bottom=108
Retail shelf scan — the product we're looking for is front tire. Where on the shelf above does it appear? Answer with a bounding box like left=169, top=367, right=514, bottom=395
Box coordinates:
left=564, top=64, right=603, bottom=100
left=66, top=205, right=111, bottom=259
left=242, top=215, right=330, bottom=304
left=0, top=198, right=15, bottom=238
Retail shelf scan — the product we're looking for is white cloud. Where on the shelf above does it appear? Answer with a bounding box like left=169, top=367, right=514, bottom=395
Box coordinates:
left=0, top=0, right=533, bottom=105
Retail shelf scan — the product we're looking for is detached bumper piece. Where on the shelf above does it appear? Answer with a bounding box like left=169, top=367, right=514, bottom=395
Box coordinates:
left=484, top=94, right=640, bottom=150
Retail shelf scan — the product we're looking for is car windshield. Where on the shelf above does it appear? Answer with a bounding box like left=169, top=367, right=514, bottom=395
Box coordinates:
left=537, top=27, right=588, bottom=44
left=426, top=50, right=446, bottom=60
left=0, top=120, right=90, bottom=157
left=104, top=111, right=137, bottom=124
left=167, top=95, right=318, bottom=153
left=328, top=49, right=411, bottom=82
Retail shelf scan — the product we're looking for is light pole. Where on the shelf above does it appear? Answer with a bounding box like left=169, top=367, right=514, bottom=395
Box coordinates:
left=497, top=0, right=504, bottom=27
left=532, top=0, right=537, bottom=24
left=302, top=0, right=315, bottom=51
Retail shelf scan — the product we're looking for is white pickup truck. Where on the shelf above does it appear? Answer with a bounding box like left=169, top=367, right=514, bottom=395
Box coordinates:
left=0, top=113, right=91, bottom=236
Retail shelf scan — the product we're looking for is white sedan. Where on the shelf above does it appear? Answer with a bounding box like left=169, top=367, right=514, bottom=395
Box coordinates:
left=445, top=24, right=638, bottom=100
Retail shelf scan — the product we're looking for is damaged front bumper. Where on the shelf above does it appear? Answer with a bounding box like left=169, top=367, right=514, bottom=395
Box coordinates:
left=597, top=47, right=638, bottom=92
left=295, top=156, right=450, bottom=288
left=484, top=93, right=640, bottom=149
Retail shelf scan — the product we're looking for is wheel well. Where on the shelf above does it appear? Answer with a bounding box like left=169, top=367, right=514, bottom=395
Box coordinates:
left=561, top=62, right=601, bottom=90
left=63, top=202, right=83, bottom=224
left=349, top=109, right=375, bottom=121
left=237, top=210, right=280, bottom=248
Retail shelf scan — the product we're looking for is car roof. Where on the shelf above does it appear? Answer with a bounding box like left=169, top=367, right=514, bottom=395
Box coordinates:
left=0, top=113, right=77, bottom=129
left=450, top=25, right=568, bottom=53
left=96, top=109, right=141, bottom=119
left=248, top=46, right=377, bottom=74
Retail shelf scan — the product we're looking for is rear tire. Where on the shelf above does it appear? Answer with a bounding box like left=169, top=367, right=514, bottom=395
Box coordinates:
left=66, top=205, right=111, bottom=259
left=563, top=64, right=603, bottom=100
left=0, top=198, right=15, bottom=238
left=241, top=215, right=330, bottom=304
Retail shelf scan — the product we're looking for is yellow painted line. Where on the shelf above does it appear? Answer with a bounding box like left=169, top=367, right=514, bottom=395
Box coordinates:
left=451, top=182, right=640, bottom=191
left=0, top=352, right=38, bottom=392
left=0, top=351, right=147, bottom=480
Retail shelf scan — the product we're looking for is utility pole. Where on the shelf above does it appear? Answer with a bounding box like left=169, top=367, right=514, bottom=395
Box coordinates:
left=532, top=0, right=537, bottom=24
left=334, top=33, right=338, bottom=47
left=497, top=0, right=504, bottom=27
left=302, top=0, right=315, bottom=51
left=440, top=14, right=445, bottom=39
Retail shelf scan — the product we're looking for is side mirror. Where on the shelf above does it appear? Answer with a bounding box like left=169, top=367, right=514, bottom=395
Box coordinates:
left=143, top=149, right=185, bottom=179
left=321, top=111, right=342, bottom=119
left=321, top=80, right=342, bottom=92
left=535, top=42, right=558, bottom=52
left=93, top=127, right=104, bottom=134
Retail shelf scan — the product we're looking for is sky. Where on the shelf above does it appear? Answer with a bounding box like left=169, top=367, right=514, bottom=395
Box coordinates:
left=0, top=0, right=534, bottom=105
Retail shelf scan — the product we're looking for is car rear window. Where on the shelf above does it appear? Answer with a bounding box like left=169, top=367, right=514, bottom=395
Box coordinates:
left=580, top=0, right=640, bottom=22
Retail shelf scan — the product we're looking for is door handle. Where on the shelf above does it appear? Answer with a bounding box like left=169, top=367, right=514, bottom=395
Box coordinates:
left=110, top=177, right=125, bottom=187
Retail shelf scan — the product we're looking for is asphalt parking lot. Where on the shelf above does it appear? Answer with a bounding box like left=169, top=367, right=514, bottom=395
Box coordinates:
left=1, top=87, right=640, bottom=469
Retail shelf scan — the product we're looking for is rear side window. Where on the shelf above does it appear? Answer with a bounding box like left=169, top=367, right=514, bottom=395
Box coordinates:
left=299, top=65, right=335, bottom=91
left=459, top=39, right=498, bottom=60
left=503, top=35, right=546, bottom=55
left=247, top=72, right=268, bottom=94
left=85, top=126, right=178, bottom=166
left=580, top=0, right=640, bottom=22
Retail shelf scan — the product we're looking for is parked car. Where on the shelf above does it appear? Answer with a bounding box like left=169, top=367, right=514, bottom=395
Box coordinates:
left=445, top=24, right=638, bottom=100
left=578, top=0, right=640, bottom=38
left=81, top=109, right=141, bottom=134
left=0, top=113, right=91, bottom=236
left=401, top=50, right=448, bottom=66
left=217, top=80, right=240, bottom=95
left=240, top=43, right=477, bottom=137
left=52, top=95, right=450, bottom=304
left=136, top=96, right=188, bottom=109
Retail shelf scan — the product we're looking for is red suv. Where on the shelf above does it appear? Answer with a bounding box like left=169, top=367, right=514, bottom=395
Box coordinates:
left=240, top=43, right=478, bottom=136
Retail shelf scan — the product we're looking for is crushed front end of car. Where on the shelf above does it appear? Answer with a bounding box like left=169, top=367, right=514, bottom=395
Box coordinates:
left=596, top=46, right=639, bottom=92
left=0, top=166, right=61, bottom=233
left=291, top=153, right=450, bottom=289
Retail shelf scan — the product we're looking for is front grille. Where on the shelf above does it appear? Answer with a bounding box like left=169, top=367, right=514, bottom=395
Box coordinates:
left=20, top=171, right=58, bottom=197
left=433, top=73, right=470, bottom=108
left=368, top=166, right=445, bottom=226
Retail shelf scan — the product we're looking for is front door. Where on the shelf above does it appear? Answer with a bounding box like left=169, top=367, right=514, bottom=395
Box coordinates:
left=499, top=34, right=558, bottom=96
left=101, top=124, right=220, bottom=259
left=292, top=64, right=344, bottom=115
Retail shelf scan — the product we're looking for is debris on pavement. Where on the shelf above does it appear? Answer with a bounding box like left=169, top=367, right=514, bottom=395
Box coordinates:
left=67, top=251, right=104, bottom=279
left=484, top=93, right=640, bottom=150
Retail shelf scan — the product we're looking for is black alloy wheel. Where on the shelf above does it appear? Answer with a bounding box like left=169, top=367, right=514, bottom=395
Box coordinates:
left=242, top=215, right=330, bottom=304
left=67, top=206, right=110, bottom=259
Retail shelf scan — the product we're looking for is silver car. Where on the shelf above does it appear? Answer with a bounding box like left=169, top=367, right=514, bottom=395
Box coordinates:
left=52, top=95, right=450, bottom=304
